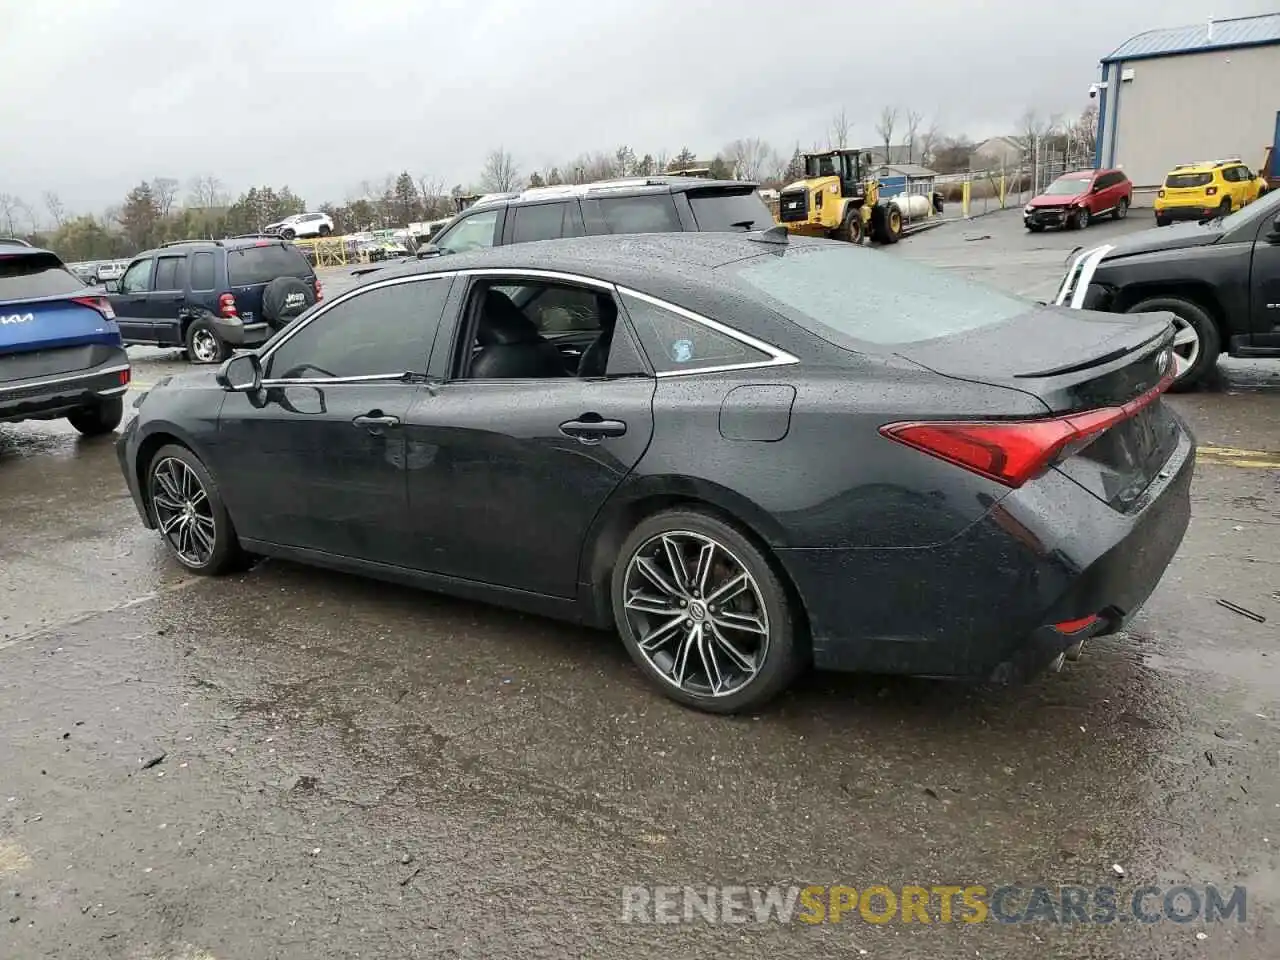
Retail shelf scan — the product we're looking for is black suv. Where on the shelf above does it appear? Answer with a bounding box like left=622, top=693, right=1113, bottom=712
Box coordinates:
left=106, top=238, right=320, bottom=363
left=357, top=177, right=773, bottom=275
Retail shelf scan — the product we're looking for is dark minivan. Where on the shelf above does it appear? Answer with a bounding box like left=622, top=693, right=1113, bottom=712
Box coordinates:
left=107, top=238, right=320, bottom=363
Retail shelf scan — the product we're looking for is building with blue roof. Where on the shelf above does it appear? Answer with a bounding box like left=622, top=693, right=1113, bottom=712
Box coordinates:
left=1095, top=13, right=1280, bottom=189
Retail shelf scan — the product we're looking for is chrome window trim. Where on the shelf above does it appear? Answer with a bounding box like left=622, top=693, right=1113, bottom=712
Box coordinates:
left=258, top=372, right=414, bottom=388
left=257, top=271, right=459, bottom=373
left=0, top=363, right=130, bottom=395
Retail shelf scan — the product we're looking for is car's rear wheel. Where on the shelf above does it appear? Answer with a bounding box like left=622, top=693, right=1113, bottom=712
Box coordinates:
left=1113, top=198, right=1129, bottom=220
left=1218, top=198, right=1232, bottom=217
left=185, top=318, right=229, bottom=365
left=67, top=397, right=123, bottom=436
left=612, top=509, right=802, bottom=714
left=317, top=224, right=332, bottom=237
left=1155, top=214, right=1171, bottom=227
left=1126, top=295, right=1220, bottom=390
left=147, top=444, right=241, bottom=574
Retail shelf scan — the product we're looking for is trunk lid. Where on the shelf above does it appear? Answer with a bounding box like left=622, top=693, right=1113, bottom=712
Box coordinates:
left=901, top=307, right=1181, bottom=510
left=1, top=251, right=121, bottom=370
left=224, top=241, right=315, bottom=324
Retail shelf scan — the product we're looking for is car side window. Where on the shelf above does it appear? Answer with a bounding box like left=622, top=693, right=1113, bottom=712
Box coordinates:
left=594, top=195, right=681, bottom=234
left=152, top=256, right=183, bottom=291
left=436, top=210, right=499, bottom=254
left=455, top=279, right=626, bottom=380
left=621, top=292, right=769, bottom=373
left=120, top=259, right=152, bottom=294
left=265, top=277, right=451, bottom=381
left=1223, top=166, right=1241, bottom=183
left=510, top=202, right=582, bottom=244
left=189, top=252, right=215, bottom=290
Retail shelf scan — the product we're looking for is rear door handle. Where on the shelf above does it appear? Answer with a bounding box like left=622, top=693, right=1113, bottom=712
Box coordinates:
left=559, top=417, right=626, bottom=442
left=353, top=413, right=401, bottom=429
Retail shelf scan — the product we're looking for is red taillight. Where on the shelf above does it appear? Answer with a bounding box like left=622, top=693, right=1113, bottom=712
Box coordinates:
left=71, top=295, right=115, bottom=321
left=880, top=371, right=1175, bottom=488
left=119, top=368, right=131, bottom=386
left=219, top=293, right=238, bottom=318
left=1053, top=614, right=1100, bottom=634
left=255, top=240, right=271, bottom=246
left=1205, top=186, right=1218, bottom=196
left=313, top=277, right=323, bottom=303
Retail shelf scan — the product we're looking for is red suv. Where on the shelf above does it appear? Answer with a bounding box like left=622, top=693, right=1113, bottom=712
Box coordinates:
left=1024, top=168, right=1132, bottom=232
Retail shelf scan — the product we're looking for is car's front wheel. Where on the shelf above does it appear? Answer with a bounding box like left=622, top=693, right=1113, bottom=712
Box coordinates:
left=612, top=509, right=803, bottom=713
left=1126, top=295, right=1221, bottom=391
left=1071, top=207, right=1089, bottom=229
left=67, top=397, right=123, bottom=436
left=147, top=444, right=242, bottom=574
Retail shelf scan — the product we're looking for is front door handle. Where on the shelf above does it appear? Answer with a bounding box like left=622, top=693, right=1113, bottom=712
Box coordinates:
left=559, top=416, right=626, bottom=442
left=353, top=413, right=401, bottom=430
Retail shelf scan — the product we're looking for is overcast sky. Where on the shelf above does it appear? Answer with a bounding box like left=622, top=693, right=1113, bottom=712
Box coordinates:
left=0, top=0, right=1274, bottom=219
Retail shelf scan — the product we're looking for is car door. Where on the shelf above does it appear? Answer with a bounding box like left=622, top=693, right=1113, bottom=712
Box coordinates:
left=1248, top=211, right=1280, bottom=348
left=502, top=200, right=586, bottom=246
left=110, top=257, right=154, bottom=341
left=215, top=274, right=454, bottom=565
left=147, top=254, right=188, bottom=345
left=401, top=272, right=656, bottom=597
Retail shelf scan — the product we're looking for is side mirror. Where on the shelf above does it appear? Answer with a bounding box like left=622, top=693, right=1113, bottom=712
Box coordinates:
left=416, top=243, right=442, bottom=259
left=216, top=352, right=262, bottom=392
left=104, top=279, right=119, bottom=293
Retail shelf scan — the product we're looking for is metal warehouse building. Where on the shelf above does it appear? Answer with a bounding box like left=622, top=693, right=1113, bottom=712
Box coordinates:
left=1096, top=12, right=1280, bottom=189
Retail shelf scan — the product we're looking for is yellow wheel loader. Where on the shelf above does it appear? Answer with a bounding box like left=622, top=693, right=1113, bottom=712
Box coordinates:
left=776, top=149, right=906, bottom=244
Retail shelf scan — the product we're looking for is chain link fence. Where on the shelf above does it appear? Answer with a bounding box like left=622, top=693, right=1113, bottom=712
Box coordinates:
left=936, top=150, right=1096, bottom=217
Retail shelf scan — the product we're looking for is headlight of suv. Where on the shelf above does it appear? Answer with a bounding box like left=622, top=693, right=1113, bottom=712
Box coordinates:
left=1024, top=205, right=1034, bottom=215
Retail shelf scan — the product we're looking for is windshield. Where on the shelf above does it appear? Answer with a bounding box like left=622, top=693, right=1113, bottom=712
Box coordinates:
left=804, top=155, right=839, bottom=178
left=1044, top=177, right=1091, bottom=196
left=727, top=245, right=1029, bottom=347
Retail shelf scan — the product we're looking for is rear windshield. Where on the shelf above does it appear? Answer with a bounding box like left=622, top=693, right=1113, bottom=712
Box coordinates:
left=226, top=243, right=312, bottom=285
left=727, top=245, right=1029, bottom=347
left=0, top=252, right=84, bottom=301
left=1165, top=172, right=1213, bottom=188
left=688, top=189, right=774, bottom=232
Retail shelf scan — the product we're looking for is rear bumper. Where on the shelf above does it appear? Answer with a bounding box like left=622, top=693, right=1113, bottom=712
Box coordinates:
left=778, top=423, right=1195, bottom=681
left=1154, top=204, right=1213, bottom=221
left=215, top=318, right=270, bottom=346
left=0, top=347, right=131, bottom=423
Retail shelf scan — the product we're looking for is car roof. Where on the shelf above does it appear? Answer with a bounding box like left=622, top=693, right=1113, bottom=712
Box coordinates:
left=469, top=176, right=759, bottom=210
left=135, top=237, right=294, bottom=257
left=1171, top=159, right=1243, bottom=172
left=371, top=231, right=818, bottom=293
left=0, top=244, right=62, bottom=260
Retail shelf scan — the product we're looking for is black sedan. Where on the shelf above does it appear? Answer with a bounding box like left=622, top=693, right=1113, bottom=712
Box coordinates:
left=117, top=231, right=1194, bottom=713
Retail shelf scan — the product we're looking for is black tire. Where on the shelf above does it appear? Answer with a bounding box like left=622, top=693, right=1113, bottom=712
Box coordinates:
left=1070, top=206, right=1089, bottom=230
left=836, top=209, right=863, bottom=244
left=281, top=228, right=297, bottom=240
left=317, top=224, right=332, bottom=237
left=67, top=396, right=123, bottom=436
left=882, top=205, right=903, bottom=244
left=184, top=317, right=229, bottom=365
left=1217, top=198, right=1232, bottom=217
left=261, top=275, right=317, bottom=330
left=611, top=508, right=804, bottom=714
left=146, top=444, right=242, bottom=575
left=1156, top=215, right=1171, bottom=227
left=1126, top=295, right=1221, bottom=391
left=1113, top=197, right=1129, bottom=220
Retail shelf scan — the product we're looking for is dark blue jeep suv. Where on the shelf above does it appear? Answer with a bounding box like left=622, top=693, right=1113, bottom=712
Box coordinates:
left=107, top=238, right=320, bottom=363
left=0, top=243, right=130, bottom=435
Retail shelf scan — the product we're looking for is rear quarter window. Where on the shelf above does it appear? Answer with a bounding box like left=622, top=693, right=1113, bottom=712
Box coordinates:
left=687, top=190, right=774, bottom=232
left=0, top=252, right=84, bottom=300
left=227, top=244, right=312, bottom=286
left=595, top=195, right=681, bottom=234
left=726, top=245, right=1029, bottom=347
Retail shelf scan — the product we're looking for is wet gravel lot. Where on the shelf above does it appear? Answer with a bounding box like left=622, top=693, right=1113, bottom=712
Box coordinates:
left=2, top=210, right=1277, bottom=959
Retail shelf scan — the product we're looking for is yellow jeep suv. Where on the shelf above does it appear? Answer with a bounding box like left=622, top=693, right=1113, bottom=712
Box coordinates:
left=1154, top=158, right=1267, bottom=225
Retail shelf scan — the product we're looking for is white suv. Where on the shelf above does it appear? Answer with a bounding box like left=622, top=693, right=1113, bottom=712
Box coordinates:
left=264, top=212, right=334, bottom=240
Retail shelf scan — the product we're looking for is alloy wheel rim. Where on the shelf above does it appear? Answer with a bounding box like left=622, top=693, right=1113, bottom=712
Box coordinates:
left=1118, top=200, right=1128, bottom=218
left=622, top=531, right=769, bottom=698
left=191, top=330, right=218, bottom=362
left=1170, top=316, right=1201, bottom=379
left=150, top=457, right=216, bottom=566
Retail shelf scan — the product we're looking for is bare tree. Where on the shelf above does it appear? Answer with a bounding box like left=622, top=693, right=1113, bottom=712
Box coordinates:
left=0, top=193, right=23, bottom=235
left=722, top=137, right=775, bottom=181
left=829, top=107, right=851, bottom=149
left=875, top=106, right=899, bottom=161
left=416, top=175, right=448, bottom=218
left=187, top=175, right=225, bottom=209
left=904, top=110, right=923, bottom=163
left=151, top=177, right=180, bottom=219
left=918, top=121, right=940, bottom=169
left=43, top=191, right=67, bottom=228
left=1016, top=108, right=1053, bottom=192
left=480, top=148, right=521, bottom=192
